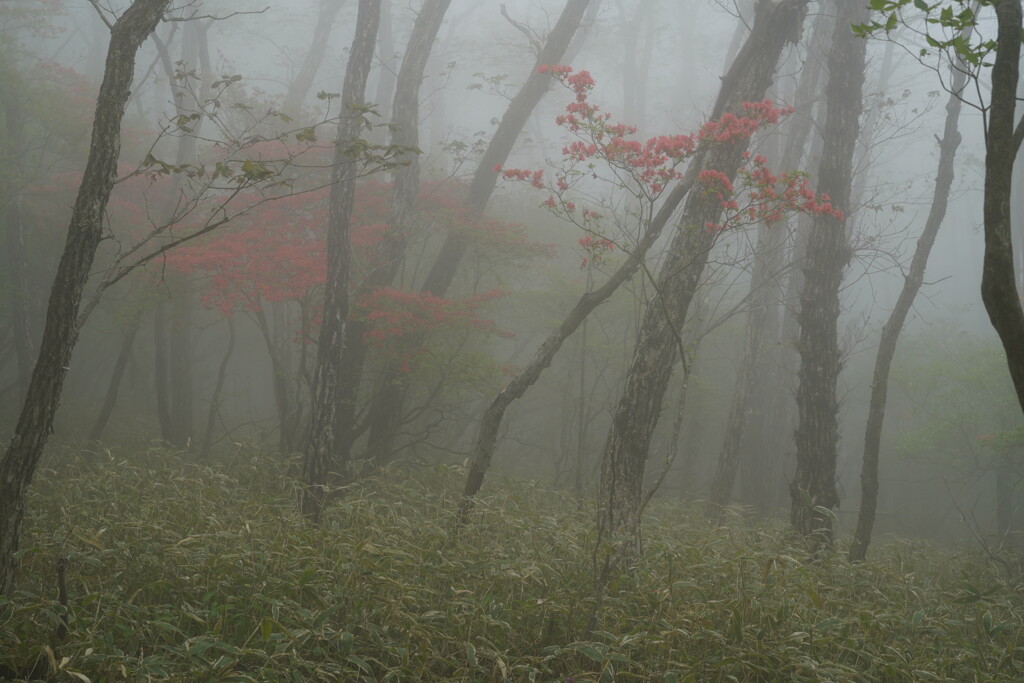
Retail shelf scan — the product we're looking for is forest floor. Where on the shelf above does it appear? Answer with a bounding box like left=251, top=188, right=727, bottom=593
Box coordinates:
left=1, top=446, right=1021, bottom=682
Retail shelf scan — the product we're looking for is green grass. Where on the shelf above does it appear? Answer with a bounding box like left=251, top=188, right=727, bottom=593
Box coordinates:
left=1, top=447, right=1022, bottom=681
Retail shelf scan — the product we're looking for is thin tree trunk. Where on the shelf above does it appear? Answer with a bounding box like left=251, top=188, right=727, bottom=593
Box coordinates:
left=981, top=0, right=1024, bottom=416
left=254, top=303, right=297, bottom=452
left=372, top=0, right=396, bottom=130
left=334, top=0, right=451, bottom=468
left=200, top=316, right=235, bottom=459
left=301, top=0, right=381, bottom=522
left=597, top=0, right=809, bottom=555
left=283, top=0, right=348, bottom=117
left=89, top=311, right=143, bottom=441
left=0, top=0, right=171, bottom=598
left=790, top=0, right=868, bottom=549
left=848, top=44, right=968, bottom=562
left=363, top=0, right=593, bottom=463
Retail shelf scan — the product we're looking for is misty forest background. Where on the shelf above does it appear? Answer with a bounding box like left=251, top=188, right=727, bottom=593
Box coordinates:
left=1, top=0, right=1023, bottom=680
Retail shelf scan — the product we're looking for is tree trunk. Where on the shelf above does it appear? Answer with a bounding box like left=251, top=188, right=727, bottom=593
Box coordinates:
left=597, top=0, right=809, bottom=555
left=790, top=0, right=867, bottom=549
left=200, top=316, right=235, bottom=459
left=848, top=45, right=967, bottom=562
left=283, top=0, right=348, bottom=117
left=707, top=10, right=828, bottom=514
left=334, top=0, right=451, bottom=469
left=981, top=0, right=1024, bottom=416
left=0, top=0, right=171, bottom=598
left=301, top=0, right=381, bottom=522
left=363, top=0, right=593, bottom=463
left=459, top=173, right=700, bottom=512
left=89, top=312, right=143, bottom=442
left=253, top=303, right=298, bottom=453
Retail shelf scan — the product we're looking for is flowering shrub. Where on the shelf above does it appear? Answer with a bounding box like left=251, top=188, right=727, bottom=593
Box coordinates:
left=496, top=65, right=843, bottom=261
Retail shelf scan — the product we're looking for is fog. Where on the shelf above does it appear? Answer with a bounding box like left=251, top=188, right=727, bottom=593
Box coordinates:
left=1, top=0, right=1023, bottom=642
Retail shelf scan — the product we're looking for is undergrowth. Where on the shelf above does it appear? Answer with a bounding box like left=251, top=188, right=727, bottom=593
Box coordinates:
left=1, top=447, right=1021, bottom=681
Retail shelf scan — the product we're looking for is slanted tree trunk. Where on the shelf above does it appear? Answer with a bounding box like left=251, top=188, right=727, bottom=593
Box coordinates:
left=0, top=0, right=171, bottom=598
left=372, top=0, right=397, bottom=131
left=981, top=0, right=1024, bottom=416
left=789, top=0, right=867, bottom=549
left=848, top=45, right=968, bottom=562
left=597, top=0, right=809, bottom=555
left=301, top=0, right=381, bottom=522
left=283, top=0, right=348, bottom=117
left=362, top=0, right=593, bottom=463
left=459, top=173, right=700, bottom=512
left=89, top=311, right=143, bottom=442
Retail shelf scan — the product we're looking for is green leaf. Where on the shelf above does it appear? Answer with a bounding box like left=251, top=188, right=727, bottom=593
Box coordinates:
left=346, top=654, right=372, bottom=674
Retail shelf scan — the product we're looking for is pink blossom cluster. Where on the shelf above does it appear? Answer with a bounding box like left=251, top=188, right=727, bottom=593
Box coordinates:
left=578, top=234, right=616, bottom=269
left=498, top=66, right=839, bottom=245
left=700, top=153, right=845, bottom=232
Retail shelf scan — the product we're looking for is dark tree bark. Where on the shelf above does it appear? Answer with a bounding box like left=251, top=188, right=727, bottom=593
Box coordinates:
left=333, top=0, right=451, bottom=469
left=301, top=0, right=381, bottom=522
left=0, top=0, right=171, bottom=598
left=200, top=316, right=235, bottom=459
left=848, top=50, right=967, bottom=562
left=706, top=11, right=827, bottom=515
left=88, top=312, right=143, bottom=442
left=283, top=0, right=348, bottom=117
left=981, top=0, right=1024, bottom=416
left=597, top=0, right=809, bottom=555
left=789, top=0, right=867, bottom=548
left=362, top=0, right=593, bottom=463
